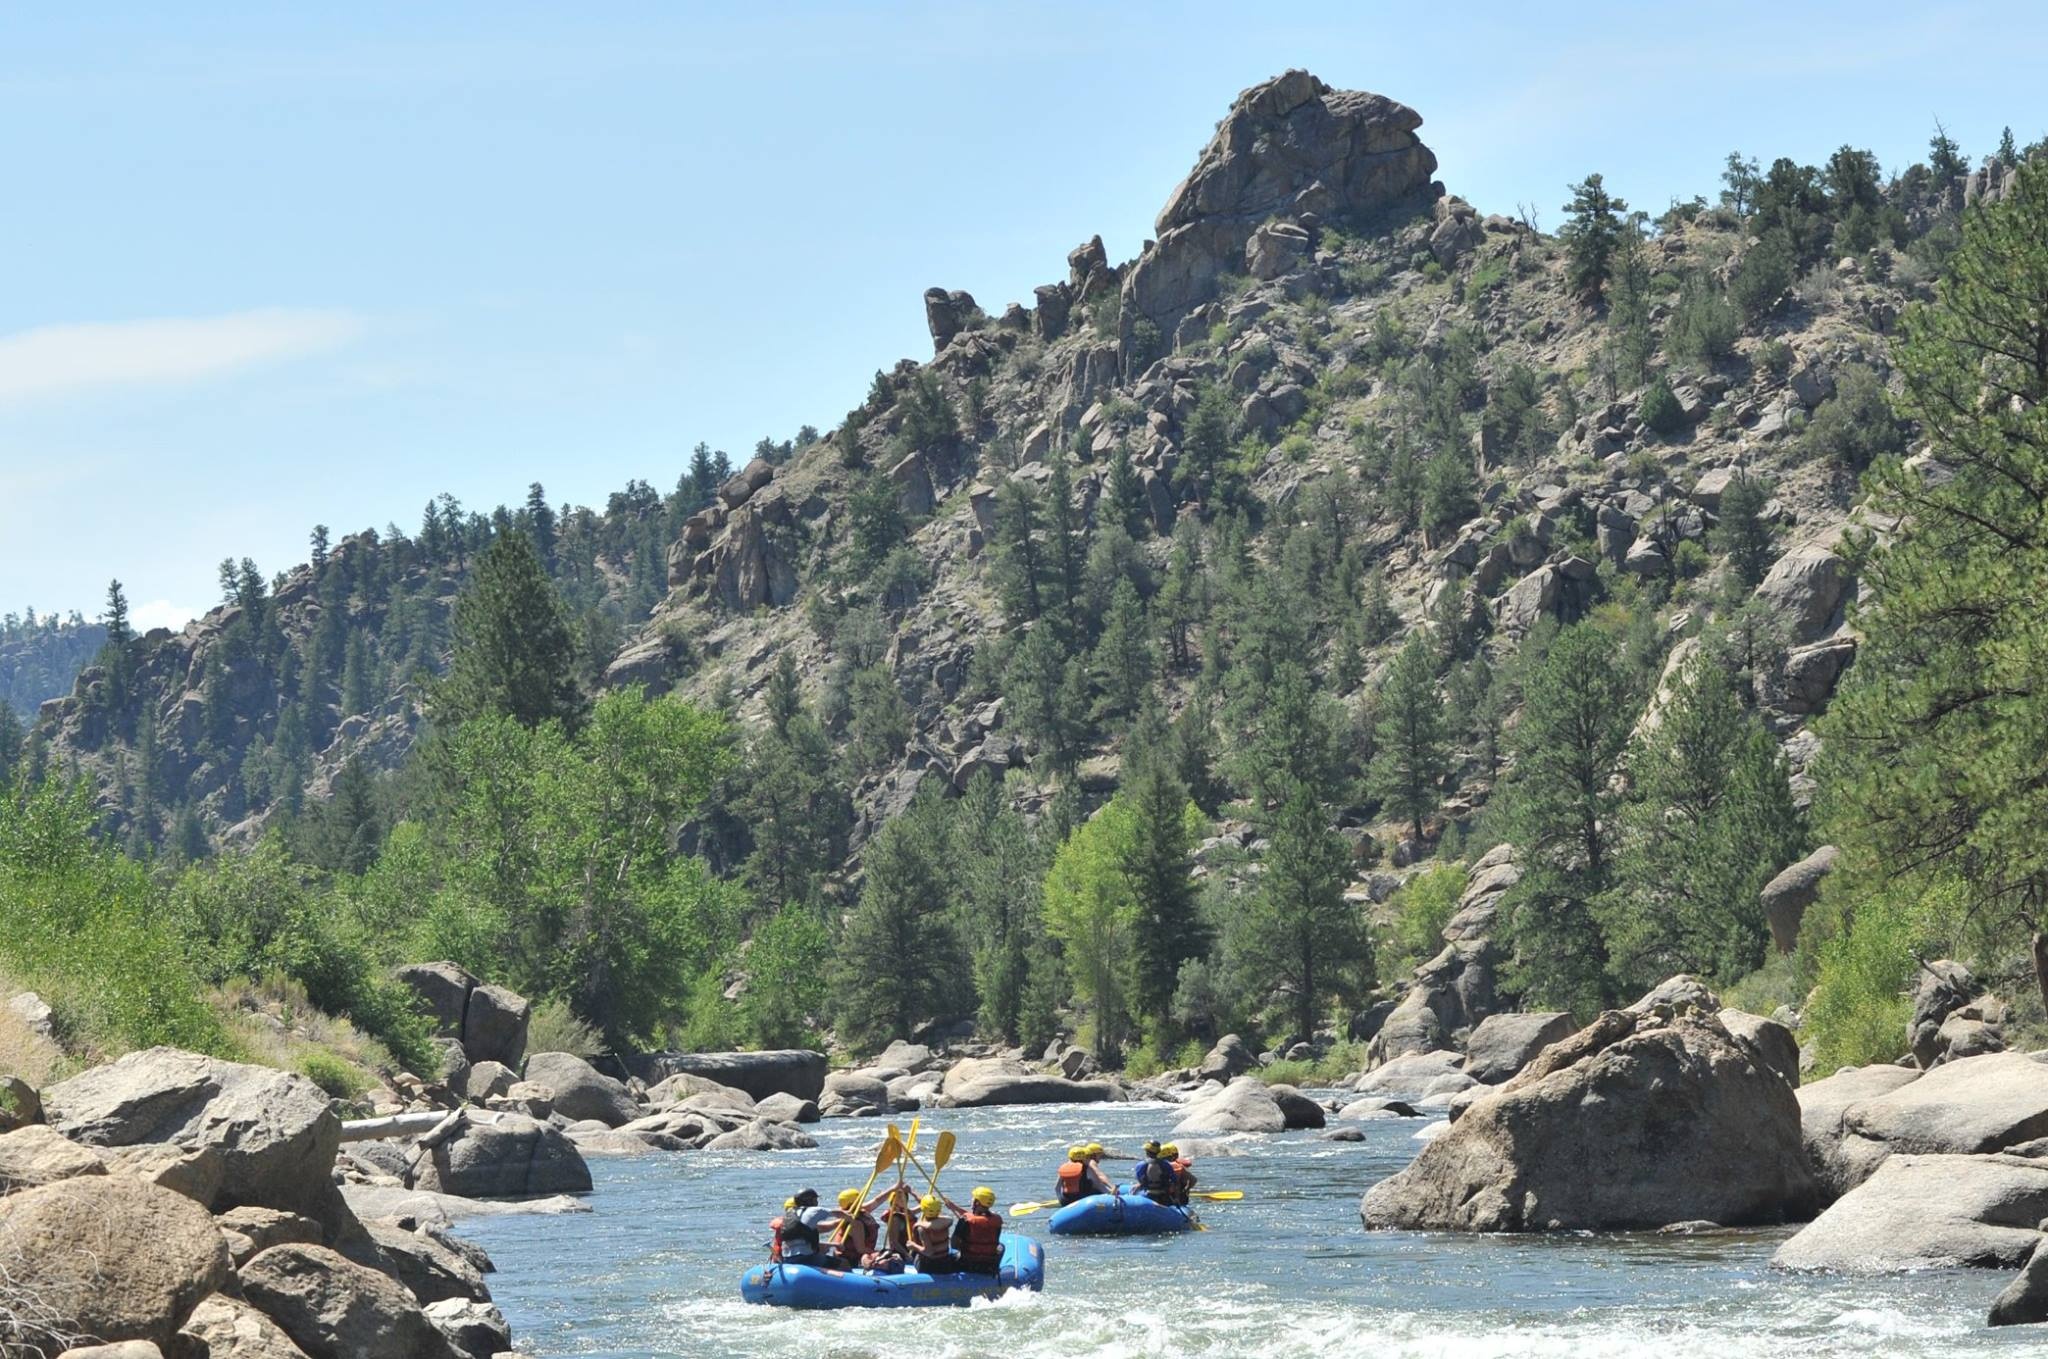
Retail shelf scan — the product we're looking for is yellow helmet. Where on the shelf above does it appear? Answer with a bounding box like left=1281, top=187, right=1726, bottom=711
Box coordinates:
left=1067, top=1144, right=1087, bottom=1161
left=972, top=1186, right=995, bottom=1207
left=1085, top=1142, right=1104, bottom=1157
left=1161, top=1143, right=1179, bottom=1158
left=783, top=1197, right=796, bottom=1209
left=1143, top=1140, right=1161, bottom=1156
left=920, top=1194, right=942, bottom=1217
left=838, top=1188, right=862, bottom=1210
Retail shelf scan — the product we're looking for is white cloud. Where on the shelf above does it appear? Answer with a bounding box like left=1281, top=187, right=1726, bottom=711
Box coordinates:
left=0, top=308, right=364, bottom=405
left=129, top=599, right=202, bottom=632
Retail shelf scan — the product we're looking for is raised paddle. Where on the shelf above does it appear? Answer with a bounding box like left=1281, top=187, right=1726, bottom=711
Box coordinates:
left=832, top=1133, right=902, bottom=1246
left=902, top=1129, right=956, bottom=1196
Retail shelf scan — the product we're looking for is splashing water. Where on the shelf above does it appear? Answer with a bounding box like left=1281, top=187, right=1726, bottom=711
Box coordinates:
left=457, top=1097, right=2020, bottom=1357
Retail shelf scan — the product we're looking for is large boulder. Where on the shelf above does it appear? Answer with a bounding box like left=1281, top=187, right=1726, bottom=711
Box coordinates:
left=1908, top=960, right=1980, bottom=1068
left=392, top=963, right=475, bottom=1038
left=1991, top=1234, right=2048, bottom=1327
left=459, top=986, right=529, bottom=1071
left=0, top=1176, right=232, bottom=1350
left=754, top=1093, right=820, bottom=1125
left=239, top=1245, right=461, bottom=1359
left=422, top=1298, right=512, bottom=1359
left=1197, top=1035, right=1257, bottom=1083
left=1367, top=847, right=1517, bottom=1067
left=180, top=1294, right=318, bottom=1358
left=407, top=1112, right=592, bottom=1199
left=701, top=1118, right=818, bottom=1152
left=1461, top=1012, right=1574, bottom=1085
left=817, top=1071, right=890, bottom=1118
left=1361, top=1001, right=1816, bottom=1232
left=43, top=1049, right=342, bottom=1229
left=1118, top=70, right=1437, bottom=354
left=1826, top=1050, right=2048, bottom=1192
left=1796, top=1064, right=1924, bottom=1200
left=1773, top=1153, right=2048, bottom=1271
left=1267, top=1084, right=1327, bottom=1130
left=1172, top=1078, right=1286, bottom=1135
left=363, top=1222, right=490, bottom=1306
left=1355, top=1050, right=1466, bottom=1097
left=873, top=1041, right=940, bottom=1076
left=937, top=1058, right=1116, bottom=1108
left=1717, top=1009, right=1801, bottom=1087
left=626, top=1051, right=827, bottom=1103
left=1753, top=540, right=1851, bottom=645
left=520, top=1053, right=638, bottom=1128
left=1759, top=845, right=1837, bottom=954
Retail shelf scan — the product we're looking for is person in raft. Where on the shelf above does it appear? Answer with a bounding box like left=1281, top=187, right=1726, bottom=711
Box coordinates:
left=910, top=1194, right=957, bottom=1274
left=775, top=1188, right=848, bottom=1265
left=948, top=1186, right=1004, bottom=1275
left=832, top=1188, right=883, bottom=1270
left=1163, top=1142, right=1197, bottom=1205
left=768, top=1196, right=797, bottom=1262
left=1055, top=1144, right=1114, bottom=1205
left=874, top=1182, right=918, bottom=1266
left=1134, top=1141, right=1179, bottom=1204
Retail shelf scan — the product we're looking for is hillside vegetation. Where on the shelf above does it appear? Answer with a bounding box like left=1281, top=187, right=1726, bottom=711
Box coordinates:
left=15, top=72, right=2048, bottom=1088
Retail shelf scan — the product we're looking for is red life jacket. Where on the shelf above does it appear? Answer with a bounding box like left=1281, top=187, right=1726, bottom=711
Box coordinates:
left=955, top=1209, right=1002, bottom=1267
left=1056, top=1161, right=1088, bottom=1202
left=769, top=1214, right=785, bottom=1263
left=837, top=1212, right=877, bottom=1264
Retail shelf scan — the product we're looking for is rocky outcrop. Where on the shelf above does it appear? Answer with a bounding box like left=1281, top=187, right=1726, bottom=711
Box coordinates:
left=43, top=1049, right=346, bottom=1234
left=1754, top=538, right=1852, bottom=645
left=1172, top=1077, right=1293, bottom=1135
left=179, top=1293, right=320, bottom=1359
left=1759, top=845, right=1837, bottom=953
left=1773, top=1153, right=2048, bottom=1272
left=1823, top=1050, right=2048, bottom=1192
left=1460, top=1012, right=1574, bottom=1085
left=1366, top=846, right=1517, bottom=1066
left=1118, top=70, right=1437, bottom=361
left=1197, top=1034, right=1257, bottom=1082
left=627, top=1050, right=827, bottom=1103
left=923, top=288, right=981, bottom=352
left=1717, top=1009, right=1801, bottom=1087
left=1991, top=1234, right=2048, bottom=1327
left=239, top=1245, right=462, bottom=1359
left=392, top=963, right=531, bottom=1071
left=1361, top=992, right=1816, bottom=1232
left=0, top=1176, right=233, bottom=1351
left=519, top=1053, right=637, bottom=1128
left=1908, top=960, right=2004, bottom=1068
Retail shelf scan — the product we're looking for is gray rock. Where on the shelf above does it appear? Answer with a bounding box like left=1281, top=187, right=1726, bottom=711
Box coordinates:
left=1718, top=1009, right=1802, bottom=1086
left=1795, top=1064, right=1924, bottom=1200
left=0, top=1123, right=109, bottom=1193
left=937, top=1058, right=1117, bottom=1108
left=1268, top=1084, right=1327, bottom=1129
left=407, top=1112, right=592, bottom=1199
left=214, top=1206, right=322, bottom=1268
left=1774, top=1153, right=2048, bottom=1271
left=626, top=1050, right=827, bottom=1103
left=1362, top=1003, right=1816, bottom=1232
left=1356, top=1050, right=1466, bottom=1096
left=365, top=1221, right=489, bottom=1306
left=1832, top=1050, right=2048, bottom=1190
left=1990, top=1234, right=2048, bottom=1327
left=393, top=963, right=476, bottom=1038
left=43, top=1048, right=344, bottom=1232
left=1172, top=1077, right=1287, bottom=1135
left=422, top=1298, right=512, bottom=1359
left=179, top=1293, right=319, bottom=1359
left=1198, top=1034, right=1256, bottom=1082
left=240, top=1244, right=461, bottom=1359
left=1909, top=960, right=1979, bottom=1068
left=460, top=985, right=530, bottom=1071
left=1461, top=1012, right=1574, bottom=1085
left=455, top=1060, right=516, bottom=1105
left=1754, top=540, right=1850, bottom=645
left=0, top=1176, right=232, bottom=1350
left=1760, top=846, right=1838, bottom=954
left=754, top=1093, right=820, bottom=1124
left=1336, top=1098, right=1421, bottom=1121
left=819, top=1070, right=891, bottom=1118
left=520, top=1053, right=638, bottom=1128
left=874, top=1041, right=940, bottom=1075
left=702, top=1118, right=817, bottom=1152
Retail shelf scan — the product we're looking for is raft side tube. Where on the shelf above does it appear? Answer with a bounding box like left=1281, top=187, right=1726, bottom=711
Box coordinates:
left=740, top=1236, right=1045, bottom=1308
left=1045, top=1189, right=1195, bottom=1236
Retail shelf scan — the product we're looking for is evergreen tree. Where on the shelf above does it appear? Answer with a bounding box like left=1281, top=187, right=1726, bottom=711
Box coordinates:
left=764, top=650, right=803, bottom=735
left=1720, top=152, right=1761, bottom=217
left=1928, top=121, right=1968, bottom=193
left=1044, top=457, right=1087, bottom=635
left=103, top=579, right=131, bottom=651
left=320, top=755, right=383, bottom=874
left=1089, top=578, right=1154, bottom=723
left=340, top=632, right=374, bottom=718
left=1228, top=782, right=1368, bottom=1043
left=1818, top=160, right=2048, bottom=1015
left=1176, top=385, right=1236, bottom=505
left=951, top=772, right=1046, bottom=1043
left=687, top=442, right=722, bottom=510
left=434, top=532, right=586, bottom=731
left=0, top=702, right=21, bottom=787
left=1106, top=439, right=1148, bottom=537
left=1496, top=624, right=1632, bottom=1015
left=1561, top=173, right=1627, bottom=303
left=1006, top=625, right=1088, bottom=776
left=738, top=711, right=847, bottom=912
left=1157, top=523, right=1208, bottom=669
left=1997, top=126, right=2019, bottom=166
left=989, top=478, right=1046, bottom=625
left=1122, top=759, right=1203, bottom=1040
left=1421, top=450, right=1476, bottom=540
left=526, top=482, right=557, bottom=571
left=1367, top=634, right=1449, bottom=842
left=833, top=789, right=972, bottom=1051
left=1607, top=650, right=1802, bottom=988
left=1714, top=473, right=1775, bottom=590
left=309, top=525, right=330, bottom=573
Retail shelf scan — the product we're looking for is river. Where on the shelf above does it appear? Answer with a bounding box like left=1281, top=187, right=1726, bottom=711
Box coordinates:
left=460, top=1095, right=2024, bottom=1357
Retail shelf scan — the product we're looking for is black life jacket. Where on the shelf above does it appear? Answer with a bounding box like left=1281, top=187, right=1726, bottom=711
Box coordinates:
left=781, top=1206, right=822, bottom=1257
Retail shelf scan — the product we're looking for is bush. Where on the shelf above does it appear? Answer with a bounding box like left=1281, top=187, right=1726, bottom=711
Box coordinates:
left=1672, top=539, right=1710, bottom=579
left=296, top=1049, right=368, bottom=1102
left=1804, top=887, right=1935, bottom=1073
left=1800, top=364, right=1905, bottom=469
left=1639, top=377, right=1686, bottom=435
left=527, top=995, right=604, bottom=1058
left=1754, top=338, right=1794, bottom=376
left=1667, top=277, right=1740, bottom=364
left=1729, top=230, right=1795, bottom=321
left=1388, top=864, right=1467, bottom=972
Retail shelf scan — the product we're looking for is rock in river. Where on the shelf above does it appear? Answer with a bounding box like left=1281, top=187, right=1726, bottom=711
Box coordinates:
left=1773, top=1152, right=2048, bottom=1272
left=520, top=1053, right=638, bottom=1128
left=1360, top=995, right=1816, bottom=1232
left=936, top=1058, right=1117, bottom=1108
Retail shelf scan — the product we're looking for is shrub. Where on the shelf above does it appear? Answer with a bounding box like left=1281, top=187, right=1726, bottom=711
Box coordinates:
left=527, top=995, right=604, bottom=1058
left=1277, top=432, right=1315, bottom=463
left=1466, top=257, right=1510, bottom=296
left=296, top=1049, right=368, bottom=1102
left=1672, top=539, right=1710, bottom=579
left=1754, top=338, right=1793, bottom=376
left=1639, top=377, right=1686, bottom=435
left=1804, top=887, right=1934, bottom=1073
left=1667, top=276, right=1740, bottom=364
left=1388, top=864, right=1467, bottom=972
left=1729, top=230, right=1795, bottom=321
left=1800, top=364, right=1905, bottom=470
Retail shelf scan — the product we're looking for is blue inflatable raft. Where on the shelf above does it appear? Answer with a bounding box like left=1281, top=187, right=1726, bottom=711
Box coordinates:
left=1046, top=1190, right=1195, bottom=1236
left=740, top=1237, right=1046, bottom=1309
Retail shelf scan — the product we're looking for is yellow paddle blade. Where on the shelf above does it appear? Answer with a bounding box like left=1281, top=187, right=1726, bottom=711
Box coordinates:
left=1008, top=1200, right=1059, bottom=1216
left=875, top=1136, right=902, bottom=1173
left=905, top=1117, right=921, bottom=1155
left=1191, top=1190, right=1243, bottom=1201
left=931, top=1130, right=956, bottom=1175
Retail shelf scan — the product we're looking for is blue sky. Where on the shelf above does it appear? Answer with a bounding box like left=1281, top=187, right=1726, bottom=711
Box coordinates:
left=2, top=2, right=2042, bottom=628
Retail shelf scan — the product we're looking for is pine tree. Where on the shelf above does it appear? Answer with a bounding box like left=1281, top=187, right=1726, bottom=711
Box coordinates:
left=1230, top=782, right=1368, bottom=1044
left=764, top=650, right=803, bottom=735
left=833, top=789, right=972, bottom=1052
left=1496, top=623, right=1633, bottom=1015
left=340, top=632, right=374, bottom=718
left=434, top=532, right=586, bottom=731
left=526, top=482, right=557, bottom=571
left=1819, top=160, right=2048, bottom=1015
left=1044, top=457, right=1087, bottom=636
left=1157, top=523, right=1208, bottom=669
left=1608, top=649, right=1802, bottom=988
left=1368, top=634, right=1448, bottom=842
left=1714, top=472, right=1775, bottom=590
left=1106, top=440, right=1148, bottom=537
left=1122, top=759, right=1203, bottom=1042
left=990, top=479, right=1046, bottom=625
left=1560, top=173, right=1627, bottom=303
left=687, top=442, right=722, bottom=510
left=103, top=580, right=131, bottom=650
left=1720, top=152, right=1761, bottom=217
left=321, top=755, right=383, bottom=874
left=951, top=772, right=1046, bottom=1043
left=1176, top=385, right=1236, bottom=506
left=1089, top=579, right=1154, bottom=723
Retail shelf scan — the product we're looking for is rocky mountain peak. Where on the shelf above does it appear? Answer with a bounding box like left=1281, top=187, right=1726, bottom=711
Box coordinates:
left=1121, top=69, right=1439, bottom=358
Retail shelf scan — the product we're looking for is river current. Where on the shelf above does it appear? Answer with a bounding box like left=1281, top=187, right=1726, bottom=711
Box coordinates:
left=461, top=1095, right=2024, bottom=1358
